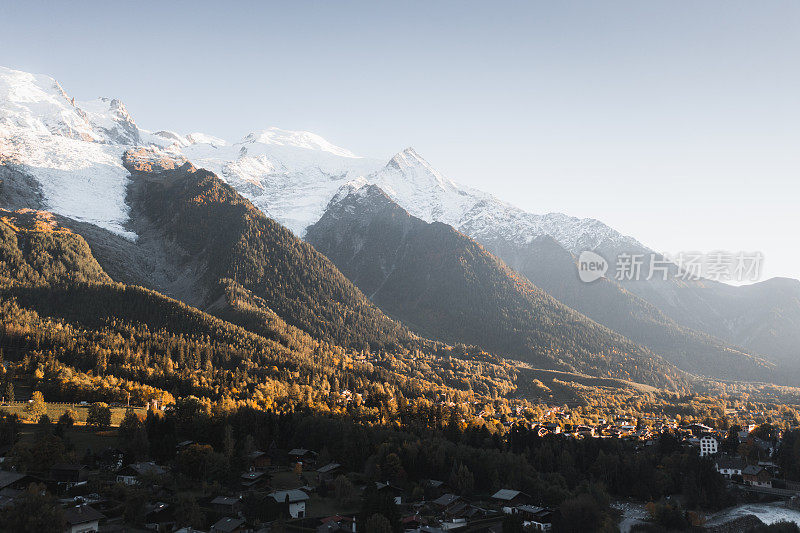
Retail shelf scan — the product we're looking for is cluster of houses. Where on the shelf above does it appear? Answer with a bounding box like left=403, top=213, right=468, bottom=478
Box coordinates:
left=0, top=440, right=558, bottom=533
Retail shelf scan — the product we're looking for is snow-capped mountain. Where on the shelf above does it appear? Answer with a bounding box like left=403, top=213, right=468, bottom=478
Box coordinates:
left=0, top=65, right=642, bottom=256
left=174, top=128, right=384, bottom=236
left=0, top=67, right=142, bottom=238
left=2, top=65, right=799, bottom=383
left=363, top=147, right=645, bottom=255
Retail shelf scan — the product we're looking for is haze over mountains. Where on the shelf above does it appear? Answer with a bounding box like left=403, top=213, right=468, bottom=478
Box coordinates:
left=1, top=65, right=798, bottom=388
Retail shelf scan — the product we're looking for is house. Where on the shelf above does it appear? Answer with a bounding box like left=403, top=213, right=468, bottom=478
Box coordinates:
left=0, top=471, right=35, bottom=492
left=431, top=493, right=462, bottom=511
left=422, top=479, right=448, bottom=499
left=532, top=426, right=549, bottom=438
left=442, top=501, right=485, bottom=521
left=402, top=514, right=427, bottom=531
left=491, top=489, right=531, bottom=510
left=742, top=465, right=772, bottom=487
left=542, top=423, right=561, bottom=434
left=115, top=462, right=166, bottom=485
left=715, top=457, right=745, bottom=478
left=687, top=423, right=713, bottom=436
left=530, top=509, right=554, bottom=532
left=211, top=516, right=247, bottom=533
left=0, top=487, right=23, bottom=510
left=63, top=504, right=104, bottom=533
left=270, top=489, right=309, bottom=518
left=318, top=515, right=357, bottom=533
left=376, top=481, right=404, bottom=505
left=50, top=464, right=89, bottom=486
left=317, top=462, right=343, bottom=483
left=699, top=436, right=718, bottom=457
left=211, top=496, right=242, bottom=515
left=96, top=448, right=123, bottom=471
left=288, top=448, right=318, bottom=467
left=750, top=437, right=776, bottom=458
left=246, top=450, right=271, bottom=470
left=143, top=501, right=174, bottom=531
left=175, top=440, right=196, bottom=451
left=240, top=470, right=269, bottom=491
left=516, top=506, right=554, bottom=532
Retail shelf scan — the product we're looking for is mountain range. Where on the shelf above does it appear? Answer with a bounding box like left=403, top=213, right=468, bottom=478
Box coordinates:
left=1, top=64, right=797, bottom=389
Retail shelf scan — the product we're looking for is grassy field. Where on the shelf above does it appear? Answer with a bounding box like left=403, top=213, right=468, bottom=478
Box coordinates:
left=514, top=365, right=660, bottom=405
left=16, top=425, right=120, bottom=453
left=0, top=401, right=146, bottom=426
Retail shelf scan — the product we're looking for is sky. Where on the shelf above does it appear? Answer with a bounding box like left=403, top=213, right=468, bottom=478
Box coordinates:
left=1, top=1, right=798, bottom=281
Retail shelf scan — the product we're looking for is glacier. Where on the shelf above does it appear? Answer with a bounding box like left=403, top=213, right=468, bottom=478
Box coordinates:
left=0, top=64, right=643, bottom=254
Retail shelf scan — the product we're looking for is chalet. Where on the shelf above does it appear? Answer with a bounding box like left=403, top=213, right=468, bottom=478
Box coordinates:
left=318, top=515, right=357, bottom=533
left=742, top=465, right=772, bottom=488
left=50, top=463, right=89, bottom=486
left=270, top=489, right=309, bottom=518
left=317, top=462, right=343, bottom=483
left=211, top=516, right=247, bottom=533
left=491, top=489, right=531, bottom=511
left=96, top=448, right=123, bottom=471
left=116, top=462, right=166, bottom=485
left=143, top=501, right=174, bottom=531
left=175, top=440, right=195, bottom=451
left=542, top=423, right=561, bottom=434
left=423, top=479, right=448, bottom=499
left=715, top=457, right=745, bottom=478
left=376, top=481, right=404, bottom=505
left=431, top=493, right=462, bottom=511
left=211, top=495, right=242, bottom=515
left=442, top=501, right=485, bottom=521
left=246, top=450, right=271, bottom=470
left=532, top=426, right=549, bottom=438
left=63, top=504, right=104, bottom=533
left=0, top=488, right=22, bottom=510
left=687, top=423, right=713, bottom=436
left=516, top=506, right=554, bottom=532
left=288, top=448, right=318, bottom=467
left=750, top=437, right=776, bottom=458
left=240, top=470, right=269, bottom=491
left=699, top=436, right=718, bottom=457
left=0, top=471, right=36, bottom=492
left=402, top=514, right=427, bottom=531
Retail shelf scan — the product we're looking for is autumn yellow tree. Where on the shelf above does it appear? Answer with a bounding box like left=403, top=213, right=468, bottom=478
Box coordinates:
left=25, top=391, right=46, bottom=420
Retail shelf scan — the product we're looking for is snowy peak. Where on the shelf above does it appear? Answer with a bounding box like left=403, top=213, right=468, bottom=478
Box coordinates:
left=0, top=66, right=95, bottom=141
left=385, top=147, right=456, bottom=191
left=242, top=127, right=359, bottom=158
left=0, top=64, right=643, bottom=261
left=78, top=97, right=140, bottom=145
left=0, top=66, right=143, bottom=146
left=186, top=132, right=227, bottom=147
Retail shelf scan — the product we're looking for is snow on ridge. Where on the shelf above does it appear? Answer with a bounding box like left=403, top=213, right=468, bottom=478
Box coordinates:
left=0, top=66, right=139, bottom=239
left=0, top=65, right=641, bottom=253
left=186, top=132, right=227, bottom=147
left=243, top=127, right=359, bottom=158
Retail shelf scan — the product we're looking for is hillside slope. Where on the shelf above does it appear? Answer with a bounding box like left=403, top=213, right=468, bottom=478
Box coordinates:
left=116, top=151, right=414, bottom=351
left=307, top=184, right=694, bottom=389
left=0, top=208, right=111, bottom=285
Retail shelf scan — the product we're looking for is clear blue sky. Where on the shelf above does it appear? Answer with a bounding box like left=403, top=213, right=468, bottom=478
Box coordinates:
left=2, top=1, right=798, bottom=281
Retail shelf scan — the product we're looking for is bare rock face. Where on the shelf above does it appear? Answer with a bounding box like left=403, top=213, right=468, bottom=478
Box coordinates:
left=0, top=166, right=44, bottom=210
left=123, top=147, right=191, bottom=174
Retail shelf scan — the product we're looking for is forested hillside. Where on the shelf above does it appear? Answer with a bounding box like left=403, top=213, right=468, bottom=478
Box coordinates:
left=0, top=208, right=111, bottom=286
left=478, top=234, right=780, bottom=383
left=122, top=152, right=414, bottom=351
left=307, top=185, right=691, bottom=390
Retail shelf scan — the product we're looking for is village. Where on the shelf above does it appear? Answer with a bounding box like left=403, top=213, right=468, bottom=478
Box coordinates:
left=0, top=398, right=798, bottom=533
